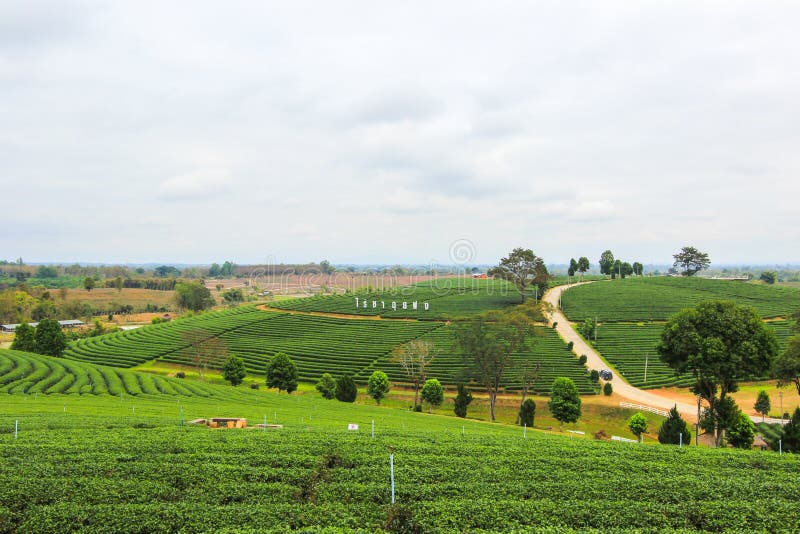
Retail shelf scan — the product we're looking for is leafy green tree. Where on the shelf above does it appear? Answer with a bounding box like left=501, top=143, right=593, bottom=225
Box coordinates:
left=579, top=318, right=596, bottom=340
left=775, top=335, right=800, bottom=395
left=673, top=246, right=711, bottom=276
left=155, top=265, right=181, bottom=277
left=488, top=248, right=549, bottom=303
left=33, top=318, right=67, bottom=357
left=453, top=383, right=473, bottom=418
left=780, top=407, right=800, bottom=453
left=421, top=378, right=444, bottom=413
left=335, top=375, right=357, bottom=402
left=316, top=373, right=337, bottom=399
left=658, top=405, right=692, bottom=445
left=223, top=288, right=245, bottom=305
left=728, top=411, right=756, bottom=449
left=222, top=355, right=247, bottom=386
left=603, top=382, right=613, bottom=395
left=727, top=410, right=755, bottom=449
left=578, top=354, right=588, bottom=365
left=84, top=277, right=95, bottom=292
left=577, top=257, right=590, bottom=279
left=174, top=281, right=215, bottom=312
left=454, top=308, right=534, bottom=421
left=628, top=412, right=648, bottom=442
left=36, top=265, right=58, bottom=278
left=589, top=369, right=600, bottom=384
left=568, top=258, right=578, bottom=277
left=266, top=352, right=298, bottom=393
left=759, top=271, right=776, bottom=284
left=518, top=398, right=536, bottom=427
left=598, top=250, right=615, bottom=276
left=220, top=261, right=235, bottom=277
left=657, top=300, right=778, bottom=446
left=367, top=370, right=391, bottom=405
left=548, top=377, right=582, bottom=431
left=632, top=262, right=644, bottom=276
left=754, top=390, right=771, bottom=421
left=209, top=263, right=221, bottom=277
left=10, top=323, right=36, bottom=352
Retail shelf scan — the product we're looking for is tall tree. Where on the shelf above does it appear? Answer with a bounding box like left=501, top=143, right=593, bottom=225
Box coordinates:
left=222, top=355, right=247, bottom=386
left=518, top=399, right=536, bottom=427
left=780, top=407, right=800, bottom=453
left=367, top=370, right=391, bottom=405
left=657, top=300, right=778, bottom=446
left=632, top=262, right=644, bottom=276
left=598, top=250, right=615, bottom=276
left=84, top=277, right=95, bottom=292
left=181, top=329, right=227, bottom=380
left=754, top=390, right=771, bottom=421
left=488, top=248, right=549, bottom=303
left=10, top=323, right=36, bottom=352
left=577, top=257, right=590, bottom=280
left=776, top=334, right=800, bottom=396
left=567, top=258, right=578, bottom=277
left=453, top=383, right=473, bottom=418
left=392, top=339, right=437, bottom=407
left=33, top=319, right=67, bottom=357
left=515, top=361, right=540, bottom=424
left=454, top=308, right=534, bottom=421
left=673, top=246, right=711, bottom=276
left=548, top=377, right=582, bottom=431
left=266, top=352, right=298, bottom=393
left=727, top=411, right=755, bottom=449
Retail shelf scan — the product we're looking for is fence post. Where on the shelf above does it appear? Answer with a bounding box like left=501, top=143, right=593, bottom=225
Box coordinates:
left=14, top=420, right=18, bottom=439
left=679, top=433, right=682, bottom=448
left=390, top=452, right=395, bottom=504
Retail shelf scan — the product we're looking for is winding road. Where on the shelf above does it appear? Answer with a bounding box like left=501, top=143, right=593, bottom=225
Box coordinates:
left=543, top=282, right=699, bottom=420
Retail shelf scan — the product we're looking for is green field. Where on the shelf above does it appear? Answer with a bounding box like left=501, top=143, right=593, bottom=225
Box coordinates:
left=592, top=320, right=796, bottom=389
left=1, top=364, right=799, bottom=533
left=561, top=277, right=800, bottom=323
left=270, top=278, right=537, bottom=320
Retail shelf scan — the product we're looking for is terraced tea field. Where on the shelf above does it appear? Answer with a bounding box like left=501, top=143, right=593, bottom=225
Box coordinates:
left=371, top=325, right=597, bottom=395
left=270, top=278, right=535, bottom=319
left=593, top=320, right=796, bottom=389
left=562, top=277, right=800, bottom=323
left=62, top=303, right=593, bottom=390
left=1, top=386, right=798, bottom=532
left=0, top=350, right=220, bottom=398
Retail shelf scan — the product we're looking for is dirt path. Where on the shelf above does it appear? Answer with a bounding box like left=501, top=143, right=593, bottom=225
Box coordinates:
left=543, top=282, right=699, bottom=420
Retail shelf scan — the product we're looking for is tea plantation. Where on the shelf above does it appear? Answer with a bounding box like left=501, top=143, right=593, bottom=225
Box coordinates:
left=592, top=320, right=795, bottom=388
left=62, top=300, right=595, bottom=392
left=561, top=277, right=800, bottom=323
left=2, top=369, right=799, bottom=533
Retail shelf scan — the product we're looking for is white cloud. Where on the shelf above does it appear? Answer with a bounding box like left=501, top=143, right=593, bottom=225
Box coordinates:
left=159, top=169, right=233, bottom=200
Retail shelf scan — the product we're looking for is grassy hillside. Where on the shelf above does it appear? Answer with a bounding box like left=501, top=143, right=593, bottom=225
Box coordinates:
left=562, top=277, right=800, bottom=323
left=1, top=381, right=798, bottom=532
left=63, top=303, right=595, bottom=392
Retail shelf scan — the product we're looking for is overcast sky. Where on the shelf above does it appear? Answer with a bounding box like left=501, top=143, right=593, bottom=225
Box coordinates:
left=2, top=1, right=799, bottom=266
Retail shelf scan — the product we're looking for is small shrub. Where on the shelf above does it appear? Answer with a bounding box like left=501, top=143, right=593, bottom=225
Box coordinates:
left=413, top=404, right=422, bottom=412
left=175, top=372, right=185, bottom=379
left=566, top=341, right=574, bottom=351
left=603, top=382, right=613, bottom=396
left=578, top=354, right=587, bottom=365
left=551, top=322, right=558, bottom=329
left=250, top=383, right=260, bottom=390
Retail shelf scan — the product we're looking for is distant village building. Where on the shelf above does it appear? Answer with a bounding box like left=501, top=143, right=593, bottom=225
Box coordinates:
left=1, top=320, right=85, bottom=333
left=471, top=273, right=488, bottom=279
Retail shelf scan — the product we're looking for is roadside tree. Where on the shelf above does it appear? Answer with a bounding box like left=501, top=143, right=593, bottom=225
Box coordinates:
left=488, top=248, right=549, bottom=303
left=598, top=250, right=615, bottom=276
left=754, top=390, right=771, bottom=421
left=657, top=301, right=777, bottom=446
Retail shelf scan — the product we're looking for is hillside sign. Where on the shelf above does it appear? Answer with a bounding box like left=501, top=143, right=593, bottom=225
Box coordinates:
left=354, top=297, right=430, bottom=311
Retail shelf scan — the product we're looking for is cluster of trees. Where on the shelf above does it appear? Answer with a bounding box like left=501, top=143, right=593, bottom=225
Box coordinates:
left=597, top=250, right=643, bottom=279
left=208, top=261, right=236, bottom=278
left=10, top=319, right=67, bottom=357
left=174, top=282, right=215, bottom=312
left=567, top=257, right=590, bottom=279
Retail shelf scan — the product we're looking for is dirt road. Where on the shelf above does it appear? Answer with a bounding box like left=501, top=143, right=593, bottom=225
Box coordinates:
left=543, top=282, right=700, bottom=420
